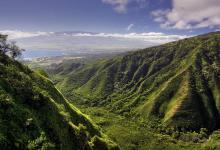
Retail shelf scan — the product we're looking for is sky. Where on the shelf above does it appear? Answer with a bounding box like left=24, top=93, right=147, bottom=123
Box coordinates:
left=0, top=0, right=220, bottom=58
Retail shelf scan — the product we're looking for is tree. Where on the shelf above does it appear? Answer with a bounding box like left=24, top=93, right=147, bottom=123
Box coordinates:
left=0, top=35, right=10, bottom=54
left=9, top=41, right=25, bottom=59
left=0, top=34, right=25, bottom=59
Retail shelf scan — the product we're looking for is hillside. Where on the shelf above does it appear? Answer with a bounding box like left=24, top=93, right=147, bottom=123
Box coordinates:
left=50, top=31, right=220, bottom=131
left=0, top=49, right=118, bottom=149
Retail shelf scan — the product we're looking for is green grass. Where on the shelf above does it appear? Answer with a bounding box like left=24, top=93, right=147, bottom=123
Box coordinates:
left=74, top=104, right=220, bottom=150
left=50, top=31, right=220, bottom=131
left=0, top=50, right=118, bottom=150
left=42, top=31, right=220, bottom=149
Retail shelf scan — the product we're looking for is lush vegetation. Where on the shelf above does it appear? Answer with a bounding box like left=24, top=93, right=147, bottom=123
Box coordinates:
left=0, top=35, right=118, bottom=150
left=50, top=31, right=220, bottom=131
left=46, top=31, right=220, bottom=149
left=75, top=105, right=220, bottom=150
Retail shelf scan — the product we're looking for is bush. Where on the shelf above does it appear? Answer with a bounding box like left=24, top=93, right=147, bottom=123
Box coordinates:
left=27, top=132, right=55, bottom=150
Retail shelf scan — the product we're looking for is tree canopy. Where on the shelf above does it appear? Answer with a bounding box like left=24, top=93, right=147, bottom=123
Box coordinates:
left=0, top=34, right=24, bottom=58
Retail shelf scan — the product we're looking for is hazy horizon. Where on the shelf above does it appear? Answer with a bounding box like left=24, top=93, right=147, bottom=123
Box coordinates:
left=1, top=0, right=220, bottom=58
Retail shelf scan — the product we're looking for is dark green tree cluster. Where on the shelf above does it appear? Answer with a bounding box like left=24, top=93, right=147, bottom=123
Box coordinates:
left=0, top=34, right=24, bottom=58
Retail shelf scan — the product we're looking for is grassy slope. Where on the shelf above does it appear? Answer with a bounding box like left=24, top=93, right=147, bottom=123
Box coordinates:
left=72, top=104, right=220, bottom=150
left=53, top=31, right=220, bottom=131
left=0, top=53, right=118, bottom=150
left=44, top=31, right=220, bottom=150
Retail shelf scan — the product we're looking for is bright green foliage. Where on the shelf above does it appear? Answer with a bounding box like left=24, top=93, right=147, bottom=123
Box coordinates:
left=51, top=31, right=220, bottom=131
left=76, top=105, right=220, bottom=150
left=0, top=49, right=118, bottom=149
left=201, top=130, right=220, bottom=149
left=27, top=132, right=55, bottom=150
left=44, top=32, right=220, bottom=149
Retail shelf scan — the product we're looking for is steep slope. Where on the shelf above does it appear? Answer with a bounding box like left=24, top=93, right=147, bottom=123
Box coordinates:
left=0, top=52, right=118, bottom=149
left=51, top=31, right=220, bottom=131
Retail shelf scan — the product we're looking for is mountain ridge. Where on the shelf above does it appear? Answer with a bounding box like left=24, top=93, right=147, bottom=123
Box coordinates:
left=50, top=31, right=220, bottom=131
left=0, top=46, right=118, bottom=149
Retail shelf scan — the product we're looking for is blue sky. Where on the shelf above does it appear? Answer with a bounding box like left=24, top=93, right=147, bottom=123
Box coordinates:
left=0, top=0, right=220, bottom=57
left=1, top=0, right=218, bottom=34
left=0, top=0, right=167, bottom=33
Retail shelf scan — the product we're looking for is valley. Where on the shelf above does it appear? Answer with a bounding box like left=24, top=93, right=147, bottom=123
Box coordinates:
left=2, top=0, right=220, bottom=149
left=35, top=31, right=220, bottom=150
left=0, top=35, right=118, bottom=150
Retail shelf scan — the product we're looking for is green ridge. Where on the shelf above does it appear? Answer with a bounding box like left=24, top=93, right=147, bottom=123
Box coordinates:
left=0, top=44, right=119, bottom=149
left=50, top=31, right=220, bottom=131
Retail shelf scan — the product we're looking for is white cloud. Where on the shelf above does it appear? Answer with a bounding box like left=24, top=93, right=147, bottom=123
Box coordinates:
left=126, top=24, right=134, bottom=31
left=0, top=30, right=190, bottom=53
left=102, top=0, right=129, bottom=13
left=0, top=30, right=50, bottom=39
left=102, top=0, right=147, bottom=13
left=71, top=32, right=189, bottom=43
left=151, top=0, right=220, bottom=29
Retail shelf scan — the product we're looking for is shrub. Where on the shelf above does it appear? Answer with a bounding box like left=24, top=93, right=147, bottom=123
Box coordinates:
left=27, top=132, right=55, bottom=150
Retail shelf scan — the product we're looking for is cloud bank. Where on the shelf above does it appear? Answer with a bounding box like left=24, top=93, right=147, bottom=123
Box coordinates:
left=152, top=0, right=220, bottom=29
left=72, top=32, right=188, bottom=43
left=0, top=30, right=49, bottom=39
left=0, top=30, right=189, bottom=53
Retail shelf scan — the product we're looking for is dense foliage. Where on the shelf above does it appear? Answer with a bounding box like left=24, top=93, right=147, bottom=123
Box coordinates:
left=51, top=31, right=220, bottom=131
left=46, top=31, right=220, bottom=149
left=0, top=35, right=118, bottom=150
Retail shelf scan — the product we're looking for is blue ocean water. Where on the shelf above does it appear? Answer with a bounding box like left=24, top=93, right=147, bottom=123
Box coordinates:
left=22, top=50, right=69, bottom=59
